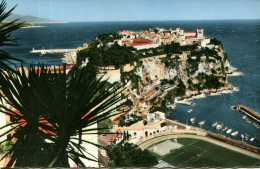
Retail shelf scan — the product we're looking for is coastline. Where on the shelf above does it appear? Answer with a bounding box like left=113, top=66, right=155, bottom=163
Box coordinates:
left=21, top=25, right=46, bottom=29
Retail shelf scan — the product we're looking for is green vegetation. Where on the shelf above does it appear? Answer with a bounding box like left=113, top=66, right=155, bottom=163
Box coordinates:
left=155, top=138, right=260, bottom=167
left=97, top=33, right=122, bottom=44
left=0, top=141, right=13, bottom=155
left=188, top=72, right=224, bottom=90
left=210, top=38, right=223, bottom=48
left=118, top=114, right=142, bottom=127
left=106, top=143, right=158, bottom=167
left=78, top=42, right=137, bottom=69
left=0, top=22, right=34, bottom=27
left=97, top=118, right=113, bottom=133
left=0, top=0, right=23, bottom=71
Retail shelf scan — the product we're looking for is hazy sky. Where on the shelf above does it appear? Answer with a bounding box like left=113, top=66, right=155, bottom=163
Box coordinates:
left=6, top=0, right=260, bottom=22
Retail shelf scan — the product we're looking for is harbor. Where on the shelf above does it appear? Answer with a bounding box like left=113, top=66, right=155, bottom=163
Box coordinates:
left=233, top=105, right=260, bottom=123
left=30, top=47, right=78, bottom=55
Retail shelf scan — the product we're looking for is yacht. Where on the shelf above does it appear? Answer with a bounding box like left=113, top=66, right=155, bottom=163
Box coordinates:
left=245, top=119, right=252, bottom=123
left=198, top=120, right=206, bottom=126
left=190, top=117, right=196, bottom=124
left=211, top=121, right=218, bottom=127
left=241, top=134, right=244, bottom=139
left=216, top=123, right=224, bottom=130
left=250, top=137, right=255, bottom=142
left=226, top=128, right=233, bottom=134
left=245, top=134, right=249, bottom=141
left=222, top=126, right=228, bottom=131
left=187, top=109, right=193, bottom=113
left=231, top=131, right=239, bottom=136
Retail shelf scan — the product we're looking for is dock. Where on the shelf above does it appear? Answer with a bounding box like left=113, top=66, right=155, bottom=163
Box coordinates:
left=233, top=104, right=260, bottom=123
left=30, top=47, right=78, bottom=55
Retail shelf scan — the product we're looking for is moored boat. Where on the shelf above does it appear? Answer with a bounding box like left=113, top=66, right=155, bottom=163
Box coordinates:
left=222, top=126, right=228, bottom=131
left=187, top=109, right=193, bottom=113
left=211, top=121, right=218, bottom=127
left=231, top=131, right=239, bottom=136
left=190, top=117, right=196, bottom=124
left=198, top=120, right=206, bottom=126
left=226, top=128, right=233, bottom=134
left=216, top=123, right=223, bottom=130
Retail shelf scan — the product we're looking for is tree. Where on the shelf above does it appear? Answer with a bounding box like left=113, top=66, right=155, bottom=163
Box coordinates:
left=0, top=0, right=23, bottom=71
left=97, top=118, right=113, bottom=133
left=106, top=143, right=158, bottom=167
left=0, top=65, right=124, bottom=167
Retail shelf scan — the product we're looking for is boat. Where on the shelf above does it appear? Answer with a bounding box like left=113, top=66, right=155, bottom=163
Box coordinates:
left=216, top=123, right=223, bottom=130
left=231, top=131, right=239, bottom=136
left=226, top=128, right=233, bottom=134
left=198, top=120, right=206, bottom=126
left=211, top=121, right=218, bottom=127
left=187, top=109, right=193, bottom=113
left=253, top=122, right=259, bottom=128
left=242, top=115, right=246, bottom=119
left=222, top=126, right=228, bottom=131
left=250, top=137, right=255, bottom=141
left=190, top=117, right=196, bottom=124
left=241, top=134, right=244, bottom=139
left=245, top=119, right=252, bottom=123
left=245, top=134, right=249, bottom=140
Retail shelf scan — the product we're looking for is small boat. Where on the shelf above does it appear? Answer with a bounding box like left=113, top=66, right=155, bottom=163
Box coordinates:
left=190, top=117, right=196, bottom=124
left=250, top=137, right=255, bottom=141
left=253, top=123, right=259, bottom=128
left=216, top=123, right=223, bottom=130
left=242, top=115, right=246, bottom=119
left=241, top=134, right=244, bottom=139
left=245, top=135, right=249, bottom=140
left=187, top=109, right=193, bottom=113
left=226, top=128, right=233, bottom=134
left=245, top=119, right=252, bottom=123
left=211, top=121, right=218, bottom=127
left=198, top=120, right=206, bottom=126
left=222, top=126, right=228, bottom=131
left=231, top=131, right=239, bottom=136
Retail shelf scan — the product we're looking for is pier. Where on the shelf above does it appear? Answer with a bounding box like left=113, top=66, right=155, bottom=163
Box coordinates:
left=233, top=104, right=260, bottom=123
left=30, top=47, right=78, bottom=55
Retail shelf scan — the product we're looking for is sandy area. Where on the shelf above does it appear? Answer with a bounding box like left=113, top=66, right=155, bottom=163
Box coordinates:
left=148, top=139, right=183, bottom=156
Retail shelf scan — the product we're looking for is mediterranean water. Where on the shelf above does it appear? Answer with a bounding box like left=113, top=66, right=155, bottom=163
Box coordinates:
left=2, top=20, right=260, bottom=147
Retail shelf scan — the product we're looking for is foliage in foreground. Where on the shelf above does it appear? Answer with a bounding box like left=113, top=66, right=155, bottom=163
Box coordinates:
left=106, top=143, right=158, bottom=167
left=0, top=0, right=23, bottom=71
left=0, top=65, right=124, bottom=167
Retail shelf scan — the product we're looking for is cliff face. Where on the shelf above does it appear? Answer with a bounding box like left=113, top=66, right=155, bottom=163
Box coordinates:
left=123, top=49, right=231, bottom=96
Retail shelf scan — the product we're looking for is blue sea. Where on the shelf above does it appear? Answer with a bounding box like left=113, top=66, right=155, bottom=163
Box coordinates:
left=2, top=20, right=260, bottom=147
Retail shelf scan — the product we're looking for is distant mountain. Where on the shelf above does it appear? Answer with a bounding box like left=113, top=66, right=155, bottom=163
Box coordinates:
left=4, top=14, right=55, bottom=23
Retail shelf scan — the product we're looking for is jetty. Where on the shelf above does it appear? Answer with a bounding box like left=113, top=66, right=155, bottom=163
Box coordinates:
left=30, top=47, right=78, bottom=55
left=233, top=104, right=260, bottom=123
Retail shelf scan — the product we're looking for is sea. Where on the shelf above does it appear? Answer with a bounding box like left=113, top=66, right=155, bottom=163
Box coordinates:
left=2, top=20, right=260, bottom=147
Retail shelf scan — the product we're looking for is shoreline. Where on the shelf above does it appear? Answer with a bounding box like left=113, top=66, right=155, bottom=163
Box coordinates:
left=21, top=25, right=46, bottom=29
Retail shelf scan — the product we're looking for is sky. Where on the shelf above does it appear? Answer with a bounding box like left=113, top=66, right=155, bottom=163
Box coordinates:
left=6, top=0, right=260, bottom=22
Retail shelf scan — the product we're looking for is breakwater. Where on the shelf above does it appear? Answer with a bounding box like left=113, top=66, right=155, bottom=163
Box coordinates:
left=233, top=105, right=260, bottom=123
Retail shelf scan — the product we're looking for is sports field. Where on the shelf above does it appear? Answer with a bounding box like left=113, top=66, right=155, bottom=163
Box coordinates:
left=148, top=138, right=260, bottom=167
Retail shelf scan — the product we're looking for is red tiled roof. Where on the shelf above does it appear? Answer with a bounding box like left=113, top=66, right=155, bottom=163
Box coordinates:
left=113, top=112, right=128, bottom=121
left=162, top=37, right=169, bottom=39
left=122, top=40, right=131, bottom=43
left=184, top=31, right=196, bottom=33
left=133, top=38, right=153, bottom=43
left=185, top=36, right=197, bottom=39
left=139, top=99, right=146, bottom=103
